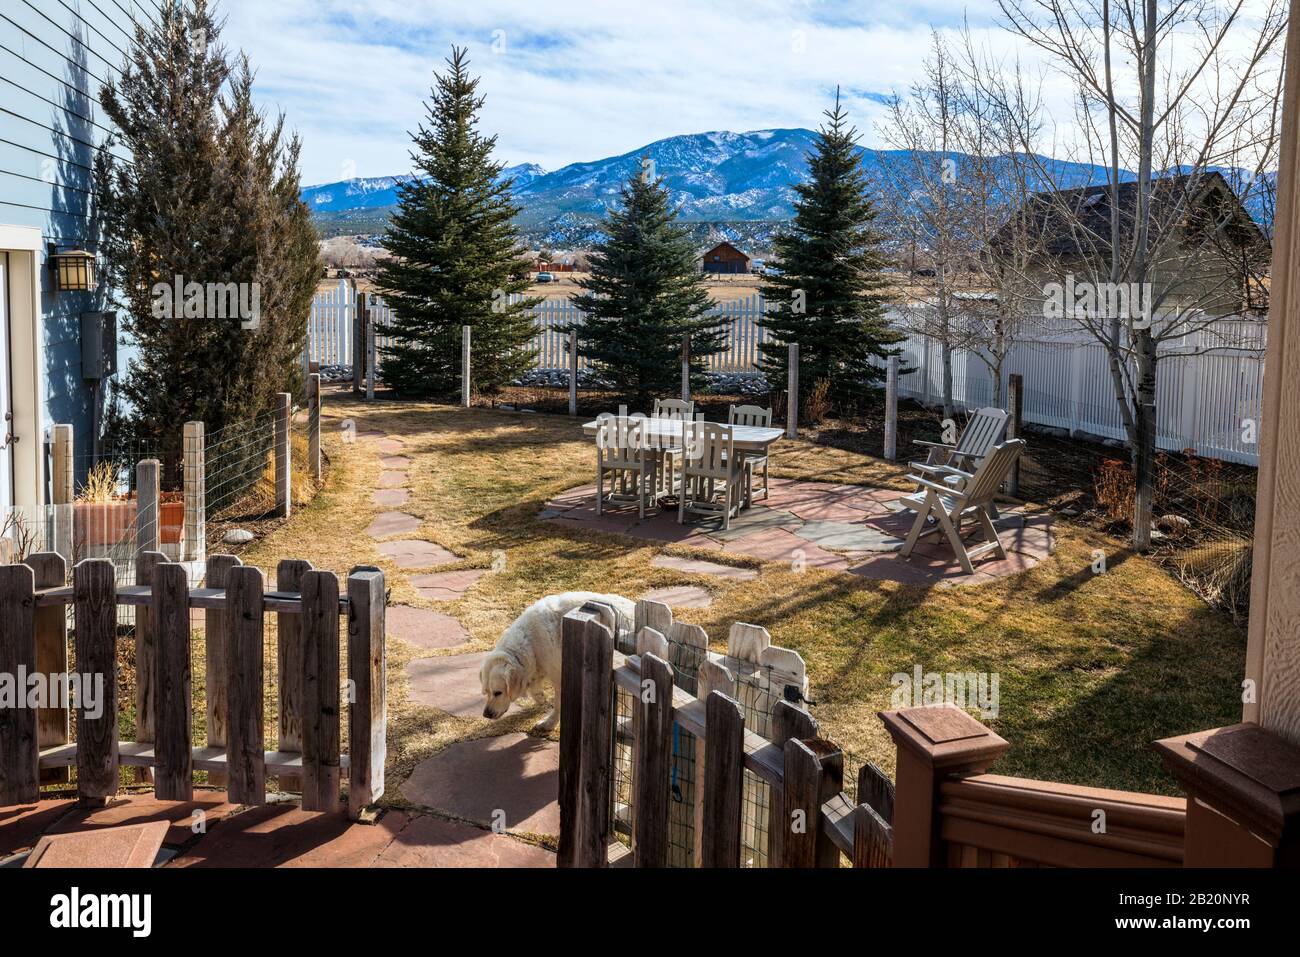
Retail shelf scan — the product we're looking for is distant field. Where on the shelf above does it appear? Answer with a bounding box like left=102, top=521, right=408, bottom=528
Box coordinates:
left=318, top=272, right=769, bottom=303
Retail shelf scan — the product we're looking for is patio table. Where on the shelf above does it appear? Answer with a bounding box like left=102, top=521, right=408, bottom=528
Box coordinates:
left=580, top=417, right=785, bottom=454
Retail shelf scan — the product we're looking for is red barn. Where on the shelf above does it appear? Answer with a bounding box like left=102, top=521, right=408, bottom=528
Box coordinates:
left=701, top=241, right=751, bottom=274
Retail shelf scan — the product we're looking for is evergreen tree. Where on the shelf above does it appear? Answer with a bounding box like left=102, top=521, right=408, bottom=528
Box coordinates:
left=759, top=93, right=898, bottom=415
left=376, top=47, right=537, bottom=397
left=570, top=160, right=721, bottom=406
left=97, top=0, right=319, bottom=465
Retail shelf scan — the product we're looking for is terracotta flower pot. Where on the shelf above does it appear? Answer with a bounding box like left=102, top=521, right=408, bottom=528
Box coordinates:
left=73, top=501, right=136, bottom=546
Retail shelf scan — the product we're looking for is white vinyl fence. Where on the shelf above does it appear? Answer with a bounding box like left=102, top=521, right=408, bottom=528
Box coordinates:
left=309, top=280, right=1266, bottom=465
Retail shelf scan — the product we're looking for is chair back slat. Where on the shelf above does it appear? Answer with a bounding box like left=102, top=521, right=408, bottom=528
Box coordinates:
left=728, top=404, right=772, bottom=428
left=653, top=398, right=694, bottom=420
left=685, top=423, right=734, bottom=480
left=955, top=407, right=1010, bottom=457
left=596, top=414, right=646, bottom=469
left=962, top=439, right=1025, bottom=505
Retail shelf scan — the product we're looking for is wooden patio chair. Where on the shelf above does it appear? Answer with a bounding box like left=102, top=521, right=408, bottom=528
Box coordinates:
left=728, top=404, right=773, bottom=505
left=679, top=422, right=747, bottom=529
left=595, top=414, right=659, bottom=520
left=910, top=406, right=1009, bottom=476
left=897, top=439, right=1026, bottom=574
left=651, top=398, right=695, bottom=499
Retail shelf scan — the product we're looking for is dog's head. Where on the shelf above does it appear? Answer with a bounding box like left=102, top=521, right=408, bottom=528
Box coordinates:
left=480, top=650, right=526, bottom=719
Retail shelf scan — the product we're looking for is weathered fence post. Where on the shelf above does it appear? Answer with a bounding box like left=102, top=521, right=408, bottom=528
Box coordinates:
left=884, top=355, right=899, bottom=461
left=277, top=559, right=312, bottom=793
left=51, top=424, right=74, bottom=559
left=701, top=691, right=745, bottom=867
left=347, top=567, right=386, bottom=819
left=153, top=562, right=192, bottom=801
left=787, top=342, right=799, bottom=439
left=74, top=559, right=118, bottom=806
left=226, top=565, right=266, bottom=805
left=301, top=569, right=342, bottom=812
left=366, top=313, right=376, bottom=401
left=767, top=700, right=817, bottom=866
left=0, top=564, right=39, bottom=805
left=183, top=421, right=205, bottom=562
left=558, top=603, right=615, bottom=867
left=461, top=325, right=472, bottom=408
left=136, top=458, right=160, bottom=555
left=681, top=335, right=691, bottom=403
left=852, top=762, right=895, bottom=867
left=308, top=372, right=322, bottom=483
left=30, top=553, right=69, bottom=784
left=134, top=550, right=166, bottom=777
left=1007, top=373, right=1024, bottom=497
left=879, top=706, right=1009, bottom=867
left=275, top=391, right=291, bottom=519
left=204, top=554, right=241, bottom=787
left=781, top=737, right=843, bottom=867
left=568, top=329, right=579, bottom=417
left=353, top=287, right=366, bottom=395
left=634, top=653, right=675, bottom=867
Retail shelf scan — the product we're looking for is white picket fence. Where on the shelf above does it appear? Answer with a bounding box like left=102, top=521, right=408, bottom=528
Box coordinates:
left=309, top=280, right=1266, bottom=465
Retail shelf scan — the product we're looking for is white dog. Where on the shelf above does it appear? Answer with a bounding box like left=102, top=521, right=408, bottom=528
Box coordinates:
left=480, top=592, right=634, bottom=731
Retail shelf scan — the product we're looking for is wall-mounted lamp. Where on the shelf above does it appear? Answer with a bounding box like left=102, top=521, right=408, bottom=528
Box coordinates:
left=47, top=243, right=97, bottom=292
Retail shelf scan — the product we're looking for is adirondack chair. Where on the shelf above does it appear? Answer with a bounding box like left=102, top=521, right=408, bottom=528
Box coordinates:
left=911, top=407, right=1009, bottom=476
left=595, top=414, right=659, bottom=520
left=679, top=422, right=747, bottom=529
left=728, top=404, right=773, bottom=504
left=897, top=439, right=1026, bottom=574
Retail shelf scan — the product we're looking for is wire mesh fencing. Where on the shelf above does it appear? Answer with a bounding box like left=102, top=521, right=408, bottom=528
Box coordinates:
left=204, top=410, right=279, bottom=522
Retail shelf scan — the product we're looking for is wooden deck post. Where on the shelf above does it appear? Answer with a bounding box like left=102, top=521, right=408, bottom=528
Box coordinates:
left=786, top=342, right=799, bottom=439
left=461, top=325, right=472, bottom=408
left=633, top=653, right=675, bottom=867
left=701, top=690, right=745, bottom=867
left=1007, top=373, right=1023, bottom=497
left=301, top=569, right=342, bottom=812
left=307, top=372, right=322, bottom=482
left=28, top=553, right=69, bottom=784
left=884, top=355, right=899, bottom=460
left=347, top=568, right=386, bottom=819
left=73, top=559, right=118, bottom=806
left=275, top=391, right=291, bottom=519
left=152, top=562, right=192, bottom=801
left=183, top=421, right=205, bottom=562
left=767, top=700, right=817, bottom=866
left=878, top=705, right=1009, bottom=867
left=276, top=559, right=312, bottom=793
left=136, top=458, right=160, bottom=555
left=226, top=565, right=266, bottom=805
left=203, top=554, right=241, bottom=787
left=0, top=564, right=39, bottom=805
left=781, top=737, right=843, bottom=867
left=557, top=603, right=614, bottom=867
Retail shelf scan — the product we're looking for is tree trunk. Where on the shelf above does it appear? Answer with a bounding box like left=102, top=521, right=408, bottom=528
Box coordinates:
left=941, top=339, right=955, bottom=421
left=1132, top=331, right=1158, bottom=551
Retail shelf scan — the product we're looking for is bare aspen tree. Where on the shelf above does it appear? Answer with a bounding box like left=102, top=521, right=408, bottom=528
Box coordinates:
left=991, top=0, right=1283, bottom=549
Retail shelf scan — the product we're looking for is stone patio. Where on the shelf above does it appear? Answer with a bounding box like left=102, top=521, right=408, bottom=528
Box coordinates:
left=540, top=477, right=1053, bottom=586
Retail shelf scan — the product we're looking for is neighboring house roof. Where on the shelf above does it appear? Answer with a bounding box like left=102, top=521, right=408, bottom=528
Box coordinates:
left=702, top=241, right=750, bottom=262
left=993, top=171, right=1268, bottom=261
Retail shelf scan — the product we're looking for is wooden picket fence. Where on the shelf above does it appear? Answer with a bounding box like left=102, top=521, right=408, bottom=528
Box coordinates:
left=0, top=552, right=385, bottom=819
left=558, top=600, right=893, bottom=867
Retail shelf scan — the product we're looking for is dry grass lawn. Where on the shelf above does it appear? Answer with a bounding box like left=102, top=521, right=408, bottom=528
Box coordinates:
left=238, top=388, right=1246, bottom=800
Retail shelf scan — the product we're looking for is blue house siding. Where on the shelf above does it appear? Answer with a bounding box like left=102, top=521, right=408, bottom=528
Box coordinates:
left=1, top=0, right=155, bottom=491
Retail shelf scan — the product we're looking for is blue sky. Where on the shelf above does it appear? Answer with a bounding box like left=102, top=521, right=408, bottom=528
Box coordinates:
left=217, top=0, right=1051, bottom=185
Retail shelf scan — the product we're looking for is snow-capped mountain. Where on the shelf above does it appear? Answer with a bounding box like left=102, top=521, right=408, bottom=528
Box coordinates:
left=304, top=128, right=1268, bottom=248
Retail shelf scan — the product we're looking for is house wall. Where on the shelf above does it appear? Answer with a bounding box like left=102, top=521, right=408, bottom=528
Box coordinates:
left=1, top=0, right=153, bottom=503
